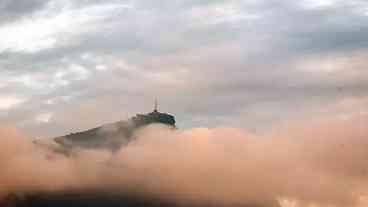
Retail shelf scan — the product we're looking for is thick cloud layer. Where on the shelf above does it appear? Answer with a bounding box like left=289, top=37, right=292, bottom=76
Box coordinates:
left=1, top=112, right=368, bottom=207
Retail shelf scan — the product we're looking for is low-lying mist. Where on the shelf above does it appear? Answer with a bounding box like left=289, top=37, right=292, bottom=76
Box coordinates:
left=1, top=113, right=368, bottom=207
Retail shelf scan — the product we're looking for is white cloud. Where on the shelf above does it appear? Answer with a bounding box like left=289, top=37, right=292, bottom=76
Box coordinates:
left=35, top=112, right=53, bottom=123
left=301, top=0, right=340, bottom=9
left=0, top=95, right=25, bottom=110
left=81, top=53, right=93, bottom=60
left=189, top=2, right=259, bottom=26
left=0, top=1, right=130, bottom=53
left=68, top=64, right=90, bottom=80
left=12, top=74, right=45, bottom=89
left=45, top=99, right=55, bottom=105
left=0, top=7, right=76, bottom=53
left=95, top=65, right=108, bottom=71
left=44, top=95, right=73, bottom=106
left=296, top=55, right=348, bottom=73
left=294, top=51, right=368, bottom=80
left=54, top=64, right=90, bottom=83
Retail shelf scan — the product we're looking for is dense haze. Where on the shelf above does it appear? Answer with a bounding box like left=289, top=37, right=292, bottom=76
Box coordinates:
left=1, top=111, right=368, bottom=207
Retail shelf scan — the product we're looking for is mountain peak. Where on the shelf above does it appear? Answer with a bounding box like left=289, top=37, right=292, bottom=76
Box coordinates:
left=52, top=110, right=176, bottom=152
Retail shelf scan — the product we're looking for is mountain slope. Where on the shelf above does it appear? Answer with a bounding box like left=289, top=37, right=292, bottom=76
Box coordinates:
left=53, top=110, right=176, bottom=152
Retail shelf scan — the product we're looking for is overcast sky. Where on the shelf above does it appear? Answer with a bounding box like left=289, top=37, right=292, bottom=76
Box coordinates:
left=0, top=0, right=367, bottom=138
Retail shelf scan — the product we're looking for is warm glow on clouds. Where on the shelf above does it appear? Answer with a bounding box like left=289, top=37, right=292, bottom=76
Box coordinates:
left=295, top=51, right=368, bottom=81
left=2, top=111, right=368, bottom=206
left=0, top=95, right=25, bottom=110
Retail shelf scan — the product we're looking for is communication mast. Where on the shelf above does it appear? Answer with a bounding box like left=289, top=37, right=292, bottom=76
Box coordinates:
left=154, top=99, right=158, bottom=112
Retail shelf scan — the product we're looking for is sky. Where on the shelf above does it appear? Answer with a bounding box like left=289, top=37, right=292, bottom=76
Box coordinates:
left=0, top=0, right=367, bottom=138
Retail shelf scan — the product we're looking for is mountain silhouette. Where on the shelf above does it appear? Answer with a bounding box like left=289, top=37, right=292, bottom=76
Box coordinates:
left=53, top=109, right=176, bottom=152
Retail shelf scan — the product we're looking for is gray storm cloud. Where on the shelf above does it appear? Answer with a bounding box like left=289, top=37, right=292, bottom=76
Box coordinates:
left=1, top=112, right=368, bottom=207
